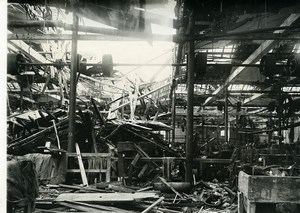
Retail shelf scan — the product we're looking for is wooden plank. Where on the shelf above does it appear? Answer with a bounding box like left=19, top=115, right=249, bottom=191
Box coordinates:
left=106, top=156, right=111, bottom=182
left=52, top=120, right=61, bottom=152
left=68, top=153, right=111, bottom=157
left=55, top=192, right=159, bottom=203
left=75, top=143, right=89, bottom=186
left=35, top=208, right=69, bottom=213
left=142, top=197, right=164, bottom=213
left=134, top=144, right=160, bottom=168
left=63, top=201, right=135, bottom=213
left=138, top=164, right=149, bottom=178
left=55, top=201, right=110, bottom=212
left=238, top=172, right=250, bottom=197
left=53, top=184, right=111, bottom=193
left=158, top=177, right=184, bottom=199
left=136, top=186, right=153, bottom=192
left=67, top=169, right=107, bottom=173
left=124, top=156, right=231, bottom=164
left=7, top=119, right=69, bottom=154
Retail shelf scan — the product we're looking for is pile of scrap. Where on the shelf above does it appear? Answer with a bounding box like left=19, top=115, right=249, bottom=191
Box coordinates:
left=7, top=109, right=69, bottom=155
left=7, top=97, right=176, bottom=154
left=6, top=97, right=178, bottom=184
left=33, top=177, right=238, bottom=213
left=149, top=178, right=237, bottom=213
left=35, top=183, right=165, bottom=213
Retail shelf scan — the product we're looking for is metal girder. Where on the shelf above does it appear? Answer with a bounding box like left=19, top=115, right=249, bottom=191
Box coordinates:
left=8, top=20, right=172, bottom=41
left=8, top=32, right=51, bottom=64
left=203, top=13, right=300, bottom=106
left=9, top=32, right=300, bottom=41
left=7, top=33, right=145, bottom=41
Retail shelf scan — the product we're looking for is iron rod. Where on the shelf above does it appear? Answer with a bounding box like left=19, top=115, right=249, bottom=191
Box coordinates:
left=18, top=62, right=293, bottom=67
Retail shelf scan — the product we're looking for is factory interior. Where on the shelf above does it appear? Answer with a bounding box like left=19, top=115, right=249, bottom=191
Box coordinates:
left=5, top=0, right=300, bottom=212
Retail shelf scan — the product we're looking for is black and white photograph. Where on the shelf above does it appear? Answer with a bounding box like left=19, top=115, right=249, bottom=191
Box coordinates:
left=4, top=0, right=300, bottom=212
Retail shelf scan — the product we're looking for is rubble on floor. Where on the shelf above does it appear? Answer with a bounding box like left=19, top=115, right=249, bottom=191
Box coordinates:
left=33, top=178, right=238, bottom=213
left=7, top=103, right=237, bottom=212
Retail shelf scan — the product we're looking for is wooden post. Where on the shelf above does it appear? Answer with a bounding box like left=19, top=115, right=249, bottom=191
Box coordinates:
left=185, top=9, right=195, bottom=184
left=67, top=5, right=79, bottom=153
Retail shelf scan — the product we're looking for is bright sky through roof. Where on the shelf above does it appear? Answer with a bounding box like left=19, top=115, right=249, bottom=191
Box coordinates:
left=61, top=2, right=176, bottom=83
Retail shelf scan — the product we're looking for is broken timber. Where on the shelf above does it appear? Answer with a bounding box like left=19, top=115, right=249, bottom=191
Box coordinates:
left=55, top=192, right=159, bottom=203
left=75, top=143, right=89, bottom=186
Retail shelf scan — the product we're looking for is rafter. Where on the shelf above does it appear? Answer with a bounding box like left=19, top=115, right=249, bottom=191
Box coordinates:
left=202, top=13, right=300, bottom=106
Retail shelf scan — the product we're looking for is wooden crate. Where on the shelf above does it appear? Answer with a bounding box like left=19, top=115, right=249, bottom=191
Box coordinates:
left=238, top=171, right=300, bottom=213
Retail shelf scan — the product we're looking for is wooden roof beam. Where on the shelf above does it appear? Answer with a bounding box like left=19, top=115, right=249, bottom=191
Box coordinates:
left=7, top=31, right=51, bottom=64
left=203, top=13, right=300, bottom=106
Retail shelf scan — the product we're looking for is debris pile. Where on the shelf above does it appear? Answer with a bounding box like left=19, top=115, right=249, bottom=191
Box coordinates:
left=6, top=100, right=237, bottom=212
left=32, top=178, right=237, bottom=213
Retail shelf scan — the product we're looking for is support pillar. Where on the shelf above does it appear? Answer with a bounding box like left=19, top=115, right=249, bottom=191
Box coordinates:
left=225, top=87, right=229, bottom=143
left=67, top=6, right=79, bottom=153
left=171, top=83, right=176, bottom=145
left=185, top=9, right=195, bottom=183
